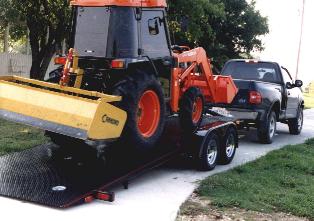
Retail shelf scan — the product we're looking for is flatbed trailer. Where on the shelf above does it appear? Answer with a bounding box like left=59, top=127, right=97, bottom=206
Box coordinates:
left=0, top=114, right=237, bottom=208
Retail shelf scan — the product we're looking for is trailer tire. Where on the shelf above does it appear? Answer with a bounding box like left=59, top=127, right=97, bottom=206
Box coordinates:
left=179, top=87, right=204, bottom=134
left=198, top=132, right=219, bottom=171
left=218, top=127, right=237, bottom=165
left=112, top=70, right=166, bottom=151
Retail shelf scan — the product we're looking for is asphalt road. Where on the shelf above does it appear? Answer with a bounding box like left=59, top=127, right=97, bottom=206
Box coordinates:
left=0, top=109, right=313, bottom=221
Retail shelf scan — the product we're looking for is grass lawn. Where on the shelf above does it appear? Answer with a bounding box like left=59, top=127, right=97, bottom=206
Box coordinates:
left=0, top=119, right=49, bottom=156
left=304, top=93, right=314, bottom=109
left=180, top=139, right=314, bottom=220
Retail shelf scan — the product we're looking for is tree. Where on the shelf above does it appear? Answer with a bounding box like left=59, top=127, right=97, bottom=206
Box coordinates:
left=168, top=0, right=225, bottom=47
left=14, top=0, right=71, bottom=80
left=9, top=0, right=71, bottom=80
left=168, top=0, right=269, bottom=69
left=0, top=0, right=26, bottom=52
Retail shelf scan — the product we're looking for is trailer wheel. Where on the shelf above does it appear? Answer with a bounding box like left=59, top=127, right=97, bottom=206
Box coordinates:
left=112, top=70, right=165, bottom=151
left=198, top=132, right=219, bottom=171
left=219, top=127, right=237, bottom=165
left=180, top=87, right=205, bottom=134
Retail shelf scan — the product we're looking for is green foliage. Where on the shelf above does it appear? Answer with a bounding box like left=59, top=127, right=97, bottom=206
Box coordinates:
left=197, top=139, right=314, bottom=219
left=0, top=0, right=20, bottom=23
left=0, top=0, right=27, bottom=50
left=168, top=0, right=225, bottom=45
left=12, top=0, right=71, bottom=40
left=168, top=0, right=269, bottom=68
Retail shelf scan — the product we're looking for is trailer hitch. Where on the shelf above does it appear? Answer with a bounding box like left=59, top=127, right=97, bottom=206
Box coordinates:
left=60, top=48, right=84, bottom=88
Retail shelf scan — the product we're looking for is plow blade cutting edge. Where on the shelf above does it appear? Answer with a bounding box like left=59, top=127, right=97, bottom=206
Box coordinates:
left=0, top=76, right=127, bottom=141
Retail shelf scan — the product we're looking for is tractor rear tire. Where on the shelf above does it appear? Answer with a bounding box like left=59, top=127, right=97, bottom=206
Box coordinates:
left=179, top=87, right=205, bottom=134
left=112, top=70, right=166, bottom=151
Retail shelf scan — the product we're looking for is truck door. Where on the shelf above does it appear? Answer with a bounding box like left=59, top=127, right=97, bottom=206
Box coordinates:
left=281, top=67, right=299, bottom=118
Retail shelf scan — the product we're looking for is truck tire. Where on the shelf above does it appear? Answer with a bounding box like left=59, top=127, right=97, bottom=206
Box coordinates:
left=219, top=127, right=237, bottom=165
left=179, top=87, right=204, bottom=134
left=112, top=70, right=166, bottom=151
left=257, top=111, right=277, bottom=144
left=198, top=132, right=219, bottom=171
left=288, top=107, right=303, bottom=135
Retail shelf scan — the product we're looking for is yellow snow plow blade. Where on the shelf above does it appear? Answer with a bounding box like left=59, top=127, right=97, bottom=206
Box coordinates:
left=0, top=76, right=127, bottom=141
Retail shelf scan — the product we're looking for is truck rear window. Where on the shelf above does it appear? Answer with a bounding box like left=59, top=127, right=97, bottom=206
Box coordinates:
left=74, top=7, right=110, bottom=57
left=222, top=61, right=280, bottom=83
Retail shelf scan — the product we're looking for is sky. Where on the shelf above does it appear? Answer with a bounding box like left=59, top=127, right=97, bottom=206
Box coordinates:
left=254, top=0, right=314, bottom=85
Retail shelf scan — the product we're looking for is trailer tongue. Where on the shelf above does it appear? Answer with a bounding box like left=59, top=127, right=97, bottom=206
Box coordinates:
left=0, top=76, right=127, bottom=141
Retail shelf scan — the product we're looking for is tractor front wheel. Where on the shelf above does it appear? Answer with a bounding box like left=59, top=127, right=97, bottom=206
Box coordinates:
left=179, top=87, right=205, bottom=134
left=112, top=71, right=166, bottom=151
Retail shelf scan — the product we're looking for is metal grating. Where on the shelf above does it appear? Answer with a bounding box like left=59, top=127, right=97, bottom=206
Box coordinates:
left=0, top=116, right=234, bottom=208
left=0, top=144, right=112, bottom=207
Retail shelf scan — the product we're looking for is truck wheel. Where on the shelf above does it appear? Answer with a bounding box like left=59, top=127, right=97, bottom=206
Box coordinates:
left=288, top=107, right=303, bottom=135
left=257, top=111, right=277, bottom=144
left=179, top=87, right=205, bottom=134
left=219, top=127, right=237, bottom=165
left=198, top=132, right=219, bottom=171
left=112, top=71, right=166, bottom=151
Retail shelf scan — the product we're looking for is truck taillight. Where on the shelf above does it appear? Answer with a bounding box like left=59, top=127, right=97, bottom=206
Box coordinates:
left=249, top=91, right=262, bottom=104
left=54, top=57, right=67, bottom=65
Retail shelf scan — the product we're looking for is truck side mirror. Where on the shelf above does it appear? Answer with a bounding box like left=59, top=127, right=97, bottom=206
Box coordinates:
left=294, top=80, right=303, bottom=88
left=286, top=82, right=293, bottom=89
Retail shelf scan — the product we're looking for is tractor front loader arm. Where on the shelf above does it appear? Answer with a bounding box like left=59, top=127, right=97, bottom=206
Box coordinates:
left=170, top=47, right=238, bottom=112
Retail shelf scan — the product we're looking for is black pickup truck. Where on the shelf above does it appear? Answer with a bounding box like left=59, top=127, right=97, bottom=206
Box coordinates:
left=220, top=59, right=304, bottom=144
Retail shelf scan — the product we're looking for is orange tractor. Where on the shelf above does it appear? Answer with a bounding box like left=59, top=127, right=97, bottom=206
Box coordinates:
left=0, top=0, right=237, bottom=152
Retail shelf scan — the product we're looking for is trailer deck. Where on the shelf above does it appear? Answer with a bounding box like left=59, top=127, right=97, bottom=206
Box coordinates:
left=0, top=115, right=236, bottom=208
